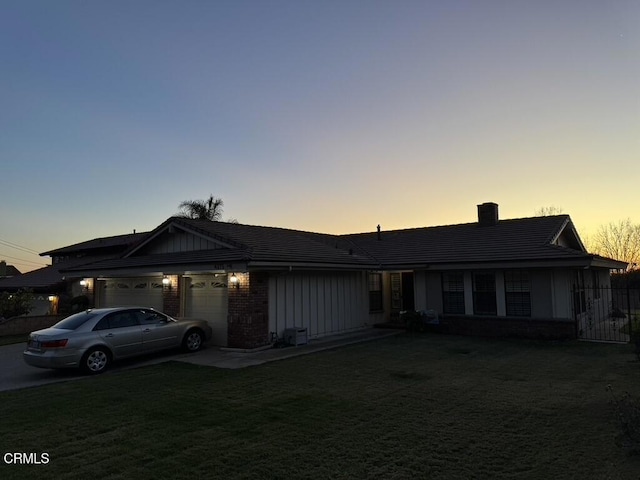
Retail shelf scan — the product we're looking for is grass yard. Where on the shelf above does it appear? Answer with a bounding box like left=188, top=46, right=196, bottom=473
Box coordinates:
left=1, top=333, right=639, bottom=479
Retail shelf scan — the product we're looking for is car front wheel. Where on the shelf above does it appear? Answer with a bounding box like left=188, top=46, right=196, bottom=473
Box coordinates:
left=82, top=347, right=110, bottom=374
left=183, top=329, right=204, bottom=352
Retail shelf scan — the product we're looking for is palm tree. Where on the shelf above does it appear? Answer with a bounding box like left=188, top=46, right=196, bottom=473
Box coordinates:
left=178, top=195, right=224, bottom=221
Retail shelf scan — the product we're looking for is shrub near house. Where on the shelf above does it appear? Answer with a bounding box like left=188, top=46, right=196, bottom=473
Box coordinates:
left=0, top=289, right=33, bottom=320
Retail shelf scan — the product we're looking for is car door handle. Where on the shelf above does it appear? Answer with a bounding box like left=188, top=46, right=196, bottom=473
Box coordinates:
left=105, top=333, right=114, bottom=337
left=143, top=329, right=151, bottom=333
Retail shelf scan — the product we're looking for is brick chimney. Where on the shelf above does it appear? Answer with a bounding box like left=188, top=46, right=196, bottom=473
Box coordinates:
left=477, top=202, right=499, bottom=226
left=0, top=260, right=6, bottom=277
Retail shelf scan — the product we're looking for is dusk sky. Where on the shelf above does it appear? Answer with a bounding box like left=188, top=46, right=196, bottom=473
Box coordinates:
left=2, top=1, right=638, bottom=273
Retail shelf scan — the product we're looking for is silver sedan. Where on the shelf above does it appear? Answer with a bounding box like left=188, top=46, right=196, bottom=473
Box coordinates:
left=23, top=307, right=213, bottom=374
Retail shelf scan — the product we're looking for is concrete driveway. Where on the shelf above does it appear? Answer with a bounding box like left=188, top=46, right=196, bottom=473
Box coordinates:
left=0, top=342, right=195, bottom=392
left=0, top=343, right=85, bottom=392
left=0, top=328, right=401, bottom=392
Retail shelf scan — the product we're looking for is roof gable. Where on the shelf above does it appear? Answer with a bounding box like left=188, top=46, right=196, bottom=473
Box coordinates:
left=549, top=218, right=586, bottom=251
left=162, top=217, right=373, bottom=266
left=62, top=217, right=376, bottom=275
left=126, top=220, right=242, bottom=257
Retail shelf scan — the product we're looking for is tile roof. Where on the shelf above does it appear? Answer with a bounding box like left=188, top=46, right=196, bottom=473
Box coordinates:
left=0, top=255, right=115, bottom=291
left=63, top=217, right=376, bottom=273
left=165, top=217, right=374, bottom=266
left=342, top=215, right=597, bottom=267
left=52, top=213, right=628, bottom=277
left=0, top=234, right=148, bottom=291
left=41, top=232, right=149, bottom=256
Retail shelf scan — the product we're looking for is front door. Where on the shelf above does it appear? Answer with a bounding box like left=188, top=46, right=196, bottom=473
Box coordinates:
left=402, top=272, right=415, bottom=311
left=390, top=272, right=415, bottom=320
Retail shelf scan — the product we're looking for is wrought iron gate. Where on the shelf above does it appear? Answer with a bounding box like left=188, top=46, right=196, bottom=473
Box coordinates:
left=573, top=286, right=639, bottom=343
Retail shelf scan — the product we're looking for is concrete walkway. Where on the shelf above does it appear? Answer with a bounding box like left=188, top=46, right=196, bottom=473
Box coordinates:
left=174, top=327, right=403, bottom=369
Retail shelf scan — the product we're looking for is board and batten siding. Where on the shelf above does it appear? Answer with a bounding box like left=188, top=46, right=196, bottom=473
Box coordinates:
left=551, top=269, right=573, bottom=319
left=141, top=231, right=227, bottom=255
left=530, top=270, right=554, bottom=318
left=268, top=271, right=369, bottom=338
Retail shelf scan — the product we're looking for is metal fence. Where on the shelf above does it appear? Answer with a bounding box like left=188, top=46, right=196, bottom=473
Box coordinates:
left=573, top=286, right=640, bottom=343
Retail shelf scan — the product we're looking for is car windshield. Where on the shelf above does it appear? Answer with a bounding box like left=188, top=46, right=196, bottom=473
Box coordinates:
left=53, top=311, right=98, bottom=330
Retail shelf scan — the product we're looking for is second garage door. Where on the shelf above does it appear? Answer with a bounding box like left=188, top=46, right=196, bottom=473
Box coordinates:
left=99, top=277, right=164, bottom=311
left=183, top=275, right=228, bottom=346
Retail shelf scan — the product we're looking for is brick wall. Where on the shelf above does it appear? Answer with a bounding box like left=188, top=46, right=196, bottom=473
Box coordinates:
left=227, top=272, right=270, bottom=349
left=84, top=280, right=95, bottom=306
left=162, top=275, right=181, bottom=317
left=437, top=315, right=576, bottom=340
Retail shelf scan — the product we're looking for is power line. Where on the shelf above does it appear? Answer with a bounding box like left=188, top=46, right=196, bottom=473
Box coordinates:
left=0, top=252, right=49, bottom=268
left=0, top=237, right=41, bottom=255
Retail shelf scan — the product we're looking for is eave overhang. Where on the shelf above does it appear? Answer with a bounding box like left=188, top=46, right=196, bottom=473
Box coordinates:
left=246, top=261, right=377, bottom=271
left=381, top=256, right=617, bottom=271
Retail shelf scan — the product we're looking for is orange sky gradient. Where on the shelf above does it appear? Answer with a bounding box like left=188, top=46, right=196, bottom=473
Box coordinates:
left=1, top=1, right=638, bottom=273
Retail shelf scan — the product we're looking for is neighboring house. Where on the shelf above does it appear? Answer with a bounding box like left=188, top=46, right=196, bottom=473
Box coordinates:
left=0, top=261, right=21, bottom=279
left=56, top=202, right=626, bottom=349
left=0, top=233, right=148, bottom=315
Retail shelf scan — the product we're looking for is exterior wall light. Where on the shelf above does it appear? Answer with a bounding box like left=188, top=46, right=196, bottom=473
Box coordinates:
left=162, top=276, right=171, bottom=286
left=79, top=279, right=87, bottom=287
left=48, top=295, right=59, bottom=314
left=229, top=273, right=239, bottom=289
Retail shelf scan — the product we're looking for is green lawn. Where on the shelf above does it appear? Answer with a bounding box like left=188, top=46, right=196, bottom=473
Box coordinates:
left=1, top=334, right=639, bottom=479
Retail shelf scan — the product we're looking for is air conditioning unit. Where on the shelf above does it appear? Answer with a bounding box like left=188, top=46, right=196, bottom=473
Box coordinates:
left=284, top=327, right=308, bottom=346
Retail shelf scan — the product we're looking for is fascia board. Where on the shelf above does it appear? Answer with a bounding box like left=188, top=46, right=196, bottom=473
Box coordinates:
left=246, top=261, right=377, bottom=271
left=549, top=218, right=587, bottom=252
left=67, top=262, right=249, bottom=279
left=401, top=259, right=593, bottom=271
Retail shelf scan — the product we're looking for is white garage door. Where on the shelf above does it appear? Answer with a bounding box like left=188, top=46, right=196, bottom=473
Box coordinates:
left=184, top=275, right=228, bottom=346
left=99, top=277, right=164, bottom=311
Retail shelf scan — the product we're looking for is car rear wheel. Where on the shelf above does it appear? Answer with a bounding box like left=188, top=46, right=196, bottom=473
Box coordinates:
left=82, top=347, right=110, bottom=374
left=183, top=329, right=204, bottom=352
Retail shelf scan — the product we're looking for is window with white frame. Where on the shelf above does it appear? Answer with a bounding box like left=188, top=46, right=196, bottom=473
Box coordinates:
left=442, top=272, right=465, bottom=314
left=504, top=270, right=531, bottom=317
left=368, top=273, right=383, bottom=312
left=473, top=273, right=497, bottom=315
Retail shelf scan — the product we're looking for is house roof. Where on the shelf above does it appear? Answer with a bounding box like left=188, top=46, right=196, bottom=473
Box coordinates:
left=0, top=255, right=117, bottom=292
left=60, top=213, right=627, bottom=277
left=62, top=217, right=376, bottom=275
left=163, top=217, right=373, bottom=266
left=0, top=233, right=150, bottom=292
left=0, top=263, right=21, bottom=277
left=41, top=232, right=148, bottom=256
left=343, top=215, right=621, bottom=269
